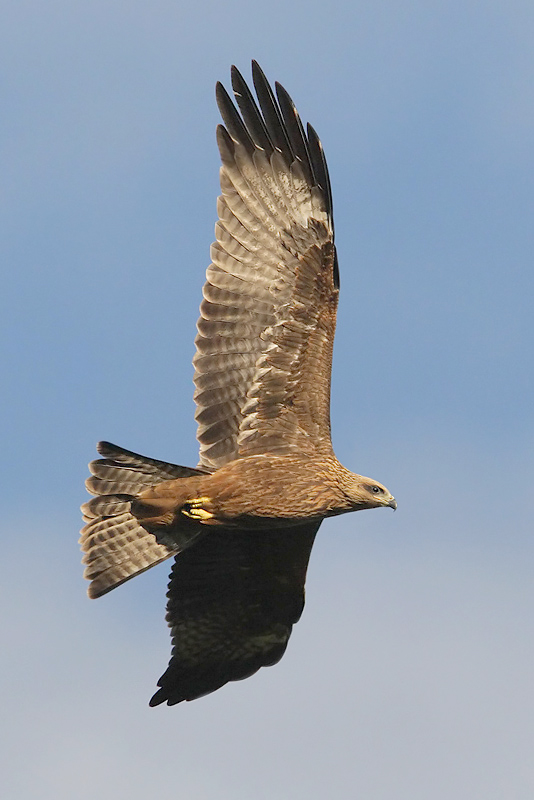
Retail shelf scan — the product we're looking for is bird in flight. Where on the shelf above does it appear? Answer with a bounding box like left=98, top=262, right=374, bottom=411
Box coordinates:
left=81, top=62, right=396, bottom=707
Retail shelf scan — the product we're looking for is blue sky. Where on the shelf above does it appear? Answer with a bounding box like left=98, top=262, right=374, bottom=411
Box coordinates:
left=2, top=1, right=534, bottom=798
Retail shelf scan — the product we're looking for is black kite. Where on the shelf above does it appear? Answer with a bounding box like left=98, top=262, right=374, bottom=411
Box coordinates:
left=81, top=62, right=396, bottom=706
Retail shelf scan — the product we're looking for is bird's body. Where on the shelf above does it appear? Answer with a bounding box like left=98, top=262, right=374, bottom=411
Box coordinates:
left=133, top=453, right=394, bottom=528
left=81, top=62, right=395, bottom=706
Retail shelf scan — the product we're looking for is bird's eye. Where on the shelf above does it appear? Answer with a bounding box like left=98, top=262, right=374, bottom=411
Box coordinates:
left=371, top=486, right=382, bottom=494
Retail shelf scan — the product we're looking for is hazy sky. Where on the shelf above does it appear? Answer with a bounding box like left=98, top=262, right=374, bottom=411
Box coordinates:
left=2, top=1, right=534, bottom=798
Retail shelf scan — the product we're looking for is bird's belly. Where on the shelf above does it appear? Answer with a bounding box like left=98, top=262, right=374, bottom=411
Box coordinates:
left=205, top=460, right=347, bottom=525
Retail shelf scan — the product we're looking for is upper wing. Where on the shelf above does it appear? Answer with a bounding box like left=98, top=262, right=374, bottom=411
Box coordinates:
left=149, top=521, right=320, bottom=706
left=194, top=62, right=339, bottom=471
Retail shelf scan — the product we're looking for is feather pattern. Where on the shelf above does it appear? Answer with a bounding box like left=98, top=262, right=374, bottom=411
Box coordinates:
left=194, top=61, right=338, bottom=471
left=79, top=65, right=397, bottom=708
left=80, top=513, right=177, bottom=598
left=80, top=442, right=208, bottom=597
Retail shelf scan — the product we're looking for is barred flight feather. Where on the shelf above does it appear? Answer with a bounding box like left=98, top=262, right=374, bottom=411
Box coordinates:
left=194, top=63, right=337, bottom=471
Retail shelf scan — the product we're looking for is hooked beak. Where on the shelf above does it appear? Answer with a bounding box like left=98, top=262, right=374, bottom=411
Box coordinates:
left=387, top=497, right=397, bottom=511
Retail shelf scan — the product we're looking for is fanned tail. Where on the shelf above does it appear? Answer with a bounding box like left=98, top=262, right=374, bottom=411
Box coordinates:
left=80, top=441, right=208, bottom=598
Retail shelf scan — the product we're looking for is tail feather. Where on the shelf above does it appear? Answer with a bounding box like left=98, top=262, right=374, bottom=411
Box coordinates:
left=81, top=493, right=133, bottom=520
left=80, top=442, right=208, bottom=598
left=80, top=513, right=177, bottom=598
left=85, top=475, right=153, bottom=499
left=95, top=441, right=206, bottom=478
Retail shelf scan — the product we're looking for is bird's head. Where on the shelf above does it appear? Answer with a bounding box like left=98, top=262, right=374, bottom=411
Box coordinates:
left=343, top=474, right=397, bottom=511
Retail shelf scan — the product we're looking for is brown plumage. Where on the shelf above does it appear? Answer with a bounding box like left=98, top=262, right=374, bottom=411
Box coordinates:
left=80, top=62, right=396, bottom=707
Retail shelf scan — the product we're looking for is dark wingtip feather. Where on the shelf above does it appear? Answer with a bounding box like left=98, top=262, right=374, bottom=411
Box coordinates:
left=231, top=64, right=273, bottom=153
left=274, top=81, right=314, bottom=186
left=216, top=123, right=236, bottom=163
left=223, top=62, right=334, bottom=231
left=216, top=81, right=255, bottom=156
left=307, top=122, right=333, bottom=224
left=333, top=248, right=340, bottom=289
left=250, top=61, right=293, bottom=163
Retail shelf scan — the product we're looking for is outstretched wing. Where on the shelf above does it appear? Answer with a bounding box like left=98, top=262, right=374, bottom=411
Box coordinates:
left=149, top=521, right=320, bottom=706
left=194, top=62, right=339, bottom=471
